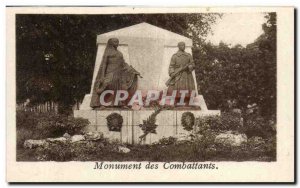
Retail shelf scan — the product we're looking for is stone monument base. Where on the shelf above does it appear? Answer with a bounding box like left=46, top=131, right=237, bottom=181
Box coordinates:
left=74, top=109, right=220, bottom=144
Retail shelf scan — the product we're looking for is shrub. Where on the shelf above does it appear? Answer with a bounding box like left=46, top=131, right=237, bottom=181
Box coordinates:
left=157, top=137, right=177, bottom=145
left=232, top=135, right=276, bottom=161
left=264, top=136, right=276, bottom=159
left=16, top=111, right=39, bottom=129
left=37, top=114, right=90, bottom=136
left=196, top=112, right=242, bottom=134
left=16, top=111, right=90, bottom=148
left=17, top=127, right=33, bottom=148
left=193, top=129, right=218, bottom=160
left=242, top=113, right=276, bottom=138
left=195, top=111, right=276, bottom=139
left=35, top=142, right=74, bottom=161
left=195, top=116, right=218, bottom=134
left=220, top=112, right=243, bottom=132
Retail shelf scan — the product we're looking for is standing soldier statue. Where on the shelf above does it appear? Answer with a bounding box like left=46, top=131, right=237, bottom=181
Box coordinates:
left=166, top=42, right=196, bottom=106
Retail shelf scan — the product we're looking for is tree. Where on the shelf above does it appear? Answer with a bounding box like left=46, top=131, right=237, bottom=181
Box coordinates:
left=246, top=12, right=276, bottom=116
left=194, top=13, right=276, bottom=118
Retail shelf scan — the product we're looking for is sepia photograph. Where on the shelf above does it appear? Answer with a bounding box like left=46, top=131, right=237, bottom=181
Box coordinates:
left=6, top=7, right=294, bottom=182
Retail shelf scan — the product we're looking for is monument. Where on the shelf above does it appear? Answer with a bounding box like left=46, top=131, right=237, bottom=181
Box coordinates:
left=74, top=22, right=220, bottom=144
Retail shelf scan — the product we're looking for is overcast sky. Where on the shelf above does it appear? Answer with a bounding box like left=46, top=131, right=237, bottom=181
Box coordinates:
left=206, top=13, right=267, bottom=47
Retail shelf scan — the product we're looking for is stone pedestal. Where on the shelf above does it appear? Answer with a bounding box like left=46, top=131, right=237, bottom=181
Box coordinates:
left=74, top=109, right=220, bottom=144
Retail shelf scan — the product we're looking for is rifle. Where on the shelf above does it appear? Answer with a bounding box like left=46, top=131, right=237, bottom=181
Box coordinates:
left=165, top=63, right=192, bottom=86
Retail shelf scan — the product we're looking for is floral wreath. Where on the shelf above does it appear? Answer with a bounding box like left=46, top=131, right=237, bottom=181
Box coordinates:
left=106, top=113, right=123, bottom=132
left=181, top=112, right=195, bottom=131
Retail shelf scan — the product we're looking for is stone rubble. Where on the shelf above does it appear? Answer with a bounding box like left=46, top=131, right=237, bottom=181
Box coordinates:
left=84, top=131, right=103, bottom=141
left=23, top=131, right=249, bottom=150
left=23, top=132, right=104, bottom=149
left=63, top=133, right=71, bottom=139
left=174, top=133, right=194, bottom=142
left=46, top=137, right=67, bottom=143
left=24, top=139, right=49, bottom=149
left=117, top=146, right=131, bottom=153
left=70, top=135, right=85, bottom=143
left=215, top=131, right=247, bottom=147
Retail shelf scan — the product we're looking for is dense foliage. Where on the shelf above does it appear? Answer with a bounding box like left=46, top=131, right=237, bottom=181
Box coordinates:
left=194, top=13, right=276, bottom=117
left=16, top=111, right=89, bottom=148
left=196, top=113, right=242, bottom=134
left=195, top=112, right=276, bottom=139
